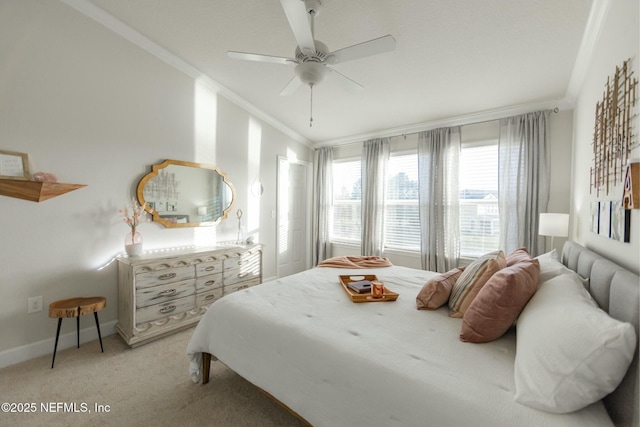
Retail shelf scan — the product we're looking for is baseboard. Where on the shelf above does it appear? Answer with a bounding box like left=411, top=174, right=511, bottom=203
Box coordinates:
left=0, top=320, right=118, bottom=369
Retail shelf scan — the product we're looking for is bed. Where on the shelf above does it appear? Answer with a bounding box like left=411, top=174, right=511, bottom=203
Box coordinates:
left=187, top=241, right=639, bottom=427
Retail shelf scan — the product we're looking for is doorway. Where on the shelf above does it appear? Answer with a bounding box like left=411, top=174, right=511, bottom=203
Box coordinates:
left=277, top=156, right=312, bottom=278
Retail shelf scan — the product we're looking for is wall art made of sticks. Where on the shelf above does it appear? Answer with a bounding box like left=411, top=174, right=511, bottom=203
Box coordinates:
left=591, top=58, right=638, bottom=196
left=142, top=170, right=180, bottom=201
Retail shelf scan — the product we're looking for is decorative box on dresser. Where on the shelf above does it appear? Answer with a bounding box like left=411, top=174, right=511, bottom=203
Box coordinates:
left=116, top=243, right=262, bottom=347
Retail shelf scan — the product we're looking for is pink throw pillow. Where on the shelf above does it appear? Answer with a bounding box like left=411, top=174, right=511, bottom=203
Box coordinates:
left=416, top=267, right=465, bottom=310
left=506, top=247, right=532, bottom=267
left=460, top=258, right=540, bottom=343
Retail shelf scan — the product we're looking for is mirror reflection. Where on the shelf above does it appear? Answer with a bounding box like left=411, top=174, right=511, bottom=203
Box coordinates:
left=137, top=160, right=235, bottom=228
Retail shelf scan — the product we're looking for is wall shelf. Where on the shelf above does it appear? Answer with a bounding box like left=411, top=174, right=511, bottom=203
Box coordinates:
left=0, top=179, right=86, bottom=202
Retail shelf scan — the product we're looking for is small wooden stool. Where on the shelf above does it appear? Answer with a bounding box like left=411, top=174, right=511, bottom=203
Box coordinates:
left=48, top=296, right=106, bottom=368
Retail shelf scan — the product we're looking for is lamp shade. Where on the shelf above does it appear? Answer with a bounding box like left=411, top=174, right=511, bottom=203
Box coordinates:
left=539, top=213, right=569, bottom=237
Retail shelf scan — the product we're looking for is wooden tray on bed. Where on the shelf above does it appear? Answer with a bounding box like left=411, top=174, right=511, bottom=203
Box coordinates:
left=339, top=275, right=399, bottom=303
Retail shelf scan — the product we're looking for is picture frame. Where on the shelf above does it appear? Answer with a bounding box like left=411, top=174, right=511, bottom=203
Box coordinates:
left=590, top=201, right=600, bottom=234
left=611, top=200, right=631, bottom=243
left=599, top=201, right=611, bottom=238
left=0, top=150, right=30, bottom=180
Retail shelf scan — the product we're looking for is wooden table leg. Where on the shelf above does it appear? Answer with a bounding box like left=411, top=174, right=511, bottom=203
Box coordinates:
left=202, top=352, right=212, bottom=385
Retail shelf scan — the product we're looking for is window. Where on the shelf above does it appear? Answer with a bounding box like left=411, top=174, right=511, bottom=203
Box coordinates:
left=384, top=154, right=420, bottom=250
left=459, top=142, right=500, bottom=257
left=330, top=140, right=501, bottom=258
left=330, top=160, right=361, bottom=243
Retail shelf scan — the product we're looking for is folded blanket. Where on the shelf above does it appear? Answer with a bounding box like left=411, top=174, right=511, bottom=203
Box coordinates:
left=317, top=256, right=393, bottom=269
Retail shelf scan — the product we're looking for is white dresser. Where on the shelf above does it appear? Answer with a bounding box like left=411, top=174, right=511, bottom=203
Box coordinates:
left=116, top=244, right=262, bottom=347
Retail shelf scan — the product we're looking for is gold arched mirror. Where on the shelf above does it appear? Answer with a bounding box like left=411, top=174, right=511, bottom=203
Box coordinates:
left=137, top=160, right=235, bottom=228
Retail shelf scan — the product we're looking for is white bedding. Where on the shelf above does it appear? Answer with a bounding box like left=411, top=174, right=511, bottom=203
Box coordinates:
left=187, top=265, right=613, bottom=427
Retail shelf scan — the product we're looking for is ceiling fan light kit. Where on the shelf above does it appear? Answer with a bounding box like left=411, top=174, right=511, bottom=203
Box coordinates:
left=227, top=0, right=396, bottom=126
left=295, top=62, right=326, bottom=85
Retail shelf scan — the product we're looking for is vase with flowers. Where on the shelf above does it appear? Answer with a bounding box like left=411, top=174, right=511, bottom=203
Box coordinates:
left=120, top=198, right=149, bottom=256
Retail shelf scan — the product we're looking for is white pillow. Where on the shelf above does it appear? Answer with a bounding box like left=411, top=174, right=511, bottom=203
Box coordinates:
left=535, top=250, right=589, bottom=287
left=514, top=273, right=636, bottom=413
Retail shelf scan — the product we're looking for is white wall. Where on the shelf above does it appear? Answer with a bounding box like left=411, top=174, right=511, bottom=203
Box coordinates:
left=0, top=1, right=311, bottom=364
left=570, top=0, right=639, bottom=274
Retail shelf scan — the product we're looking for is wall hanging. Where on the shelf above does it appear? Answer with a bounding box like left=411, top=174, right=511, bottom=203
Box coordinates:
left=590, top=58, right=637, bottom=196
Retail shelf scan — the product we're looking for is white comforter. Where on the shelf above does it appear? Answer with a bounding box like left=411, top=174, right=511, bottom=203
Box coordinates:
left=187, top=265, right=612, bottom=427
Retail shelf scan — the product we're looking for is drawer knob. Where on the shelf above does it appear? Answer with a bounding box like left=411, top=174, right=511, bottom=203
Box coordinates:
left=159, top=305, right=177, bottom=314
left=204, top=280, right=217, bottom=286
left=158, top=289, right=177, bottom=297
left=205, top=266, right=217, bottom=271
left=204, top=294, right=216, bottom=301
left=238, top=272, right=248, bottom=279
left=158, top=272, right=177, bottom=280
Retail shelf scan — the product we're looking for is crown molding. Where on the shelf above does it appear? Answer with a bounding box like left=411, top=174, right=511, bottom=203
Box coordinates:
left=60, top=0, right=312, bottom=147
left=564, top=0, right=611, bottom=106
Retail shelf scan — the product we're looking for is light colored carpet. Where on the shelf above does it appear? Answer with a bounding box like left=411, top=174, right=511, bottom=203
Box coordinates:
left=0, top=329, right=307, bottom=427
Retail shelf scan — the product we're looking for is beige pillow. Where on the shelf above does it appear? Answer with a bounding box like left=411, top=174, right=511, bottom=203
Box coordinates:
left=416, top=267, right=465, bottom=310
left=448, top=250, right=506, bottom=318
left=460, top=258, right=539, bottom=343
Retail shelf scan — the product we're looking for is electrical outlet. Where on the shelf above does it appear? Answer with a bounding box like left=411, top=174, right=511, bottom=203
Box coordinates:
left=28, top=296, right=43, bottom=314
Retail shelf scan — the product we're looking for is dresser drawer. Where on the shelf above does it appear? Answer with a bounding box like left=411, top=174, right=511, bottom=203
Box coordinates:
left=224, top=277, right=261, bottom=294
left=195, top=273, right=223, bottom=292
left=224, top=267, right=260, bottom=286
left=136, top=279, right=195, bottom=309
left=135, top=265, right=195, bottom=289
left=196, top=287, right=224, bottom=308
left=136, top=295, right=195, bottom=325
left=224, top=250, right=260, bottom=271
left=196, top=260, right=223, bottom=276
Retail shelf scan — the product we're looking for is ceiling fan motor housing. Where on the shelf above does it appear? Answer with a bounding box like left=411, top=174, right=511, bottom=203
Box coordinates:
left=295, top=40, right=329, bottom=62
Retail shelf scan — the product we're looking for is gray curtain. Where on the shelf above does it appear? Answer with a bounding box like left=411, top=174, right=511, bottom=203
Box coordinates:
left=498, top=110, right=550, bottom=256
left=418, top=127, right=461, bottom=272
left=312, top=147, right=333, bottom=266
left=361, top=138, right=390, bottom=256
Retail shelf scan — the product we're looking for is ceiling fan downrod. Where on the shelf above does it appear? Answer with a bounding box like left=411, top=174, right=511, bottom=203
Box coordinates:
left=309, top=83, right=314, bottom=127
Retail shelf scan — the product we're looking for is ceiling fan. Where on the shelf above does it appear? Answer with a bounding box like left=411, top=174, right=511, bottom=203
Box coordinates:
left=227, top=0, right=396, bottom=125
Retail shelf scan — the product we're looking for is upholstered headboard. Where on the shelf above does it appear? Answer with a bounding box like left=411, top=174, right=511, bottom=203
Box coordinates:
left=561, top=241, right=639, bottom=427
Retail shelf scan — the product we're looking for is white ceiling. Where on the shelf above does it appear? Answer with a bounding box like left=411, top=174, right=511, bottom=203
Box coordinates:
left=80, top=0, right=594, bottom=145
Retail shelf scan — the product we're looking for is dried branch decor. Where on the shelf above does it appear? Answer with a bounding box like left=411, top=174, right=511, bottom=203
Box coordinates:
left=591, top=58, right=638, bottom=196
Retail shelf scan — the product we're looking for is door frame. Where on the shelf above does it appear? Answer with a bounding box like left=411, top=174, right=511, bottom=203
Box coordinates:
left=276, top=155, right=313, bottom=278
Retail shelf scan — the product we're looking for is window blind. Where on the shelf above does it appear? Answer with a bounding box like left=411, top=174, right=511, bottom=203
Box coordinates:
left=384, top=154, right=420, bottom=250
left=459, top=142, right=500, bottom=257
left=331, top=160, right=362, bottom=242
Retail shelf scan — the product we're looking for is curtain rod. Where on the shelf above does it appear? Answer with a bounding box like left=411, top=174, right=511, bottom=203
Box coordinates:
left=316, top=104, right=562, bottom=148
left=395, top=107, right=560, bottom=140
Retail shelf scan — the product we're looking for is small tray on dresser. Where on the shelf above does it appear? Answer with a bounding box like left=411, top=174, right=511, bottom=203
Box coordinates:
left=338, top=275, right=399, bottom=303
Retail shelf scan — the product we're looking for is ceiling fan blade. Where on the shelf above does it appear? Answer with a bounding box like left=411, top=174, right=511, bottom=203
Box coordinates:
left=280, top=75, right=303, bottom=96
left=280, top=0, right=316, bottom=56
left=327, top=67, right=365, bottom=93
left=327, top=35, right=396, bottom=65
left=228, top=51, right=296, bottom=65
